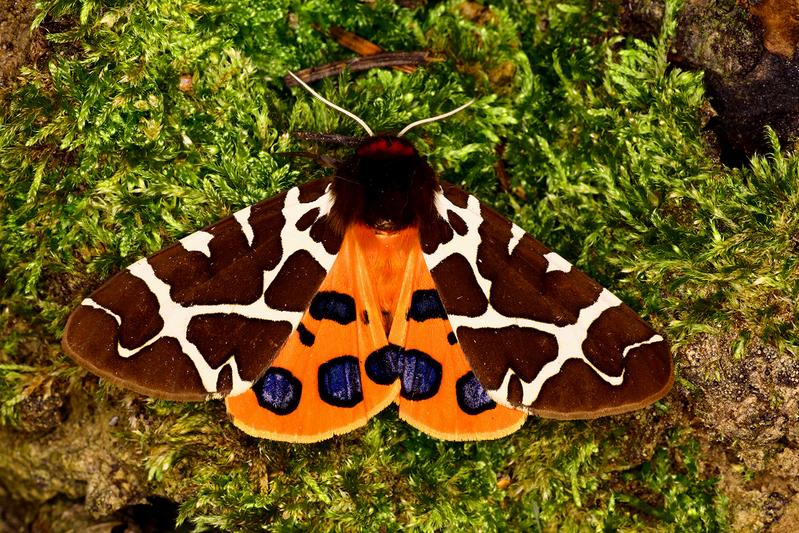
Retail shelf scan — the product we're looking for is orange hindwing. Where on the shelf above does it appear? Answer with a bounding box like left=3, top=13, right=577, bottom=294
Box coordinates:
left=226, top=223, right=525, bottom=442
left=385, top=241, right=526, bottom=440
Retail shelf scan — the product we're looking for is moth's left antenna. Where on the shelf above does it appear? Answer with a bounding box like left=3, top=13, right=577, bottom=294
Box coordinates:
left=288, top=72, right=375, bottom=137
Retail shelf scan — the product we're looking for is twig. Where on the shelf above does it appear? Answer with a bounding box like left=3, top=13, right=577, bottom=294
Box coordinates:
left=290, top=132, right=366, bottom=146
left=284, top=51, right=440, bottom=86
left=326, top=25, right=416, bottom=74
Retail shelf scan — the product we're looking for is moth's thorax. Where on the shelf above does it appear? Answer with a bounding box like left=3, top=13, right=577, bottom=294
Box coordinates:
left=330, top=135, right=437, bottom=232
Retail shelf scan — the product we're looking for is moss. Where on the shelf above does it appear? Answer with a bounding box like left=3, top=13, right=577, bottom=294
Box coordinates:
left=8, top=0, right=799, bottom=529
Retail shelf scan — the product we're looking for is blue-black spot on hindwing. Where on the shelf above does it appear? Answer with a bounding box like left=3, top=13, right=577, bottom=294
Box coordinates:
left=309, top=291, right=356, bottom=324
left=365, top=346, right=443, bottom=401
left=400, top=350, right=442, bottom=401
left=318, top=356, right=363, bottom=408
left=253, top=368, right=301, bottom=415
left=407, top=290, right=447, bottom=322
left=297, top=323, right=315, bottom=347
left=456, top=371, right=496, bottom=415
left=447, top=331, right=458, bottom=345
left=365, top=344, right=403, bottom=385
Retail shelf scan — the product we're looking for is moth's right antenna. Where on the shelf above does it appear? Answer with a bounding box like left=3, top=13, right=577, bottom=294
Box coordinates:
left=397, top=99, right=475, bottom=137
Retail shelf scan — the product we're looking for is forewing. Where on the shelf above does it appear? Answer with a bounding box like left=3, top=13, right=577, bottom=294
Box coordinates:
left=420, top=182, right=673, bottom=419
left=62, top=179, right=342, bottom=400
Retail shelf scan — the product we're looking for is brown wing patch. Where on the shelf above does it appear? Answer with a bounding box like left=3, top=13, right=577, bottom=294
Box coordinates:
left=151, top=202, right=284, bottom=307
left=447, top=210, right=468, bottom=236
left=419, top=216, right=453, bottom=254
left=263, top=250, right=328, bottom=311
left=456, top=325, right=559, bottom=390
left=296, top=207, right=320, bottom=231
left=429, top=254, right=488, bottom=317
left=440, top=181, right=470, bottom=208
left=310, top=215, right=344, bottom=255
left=530, top=338, right=673, bottom=419
left=63, top=306, right=206, bottom=400
left=581, top=305, right=654, bottom=377
left=186, top=314, right=292, bottom=380
left=298, top=177, right=331, bottom=202
left=477, top=227, right=602, bottom=327
left=90, top=270, right=163, bottom=349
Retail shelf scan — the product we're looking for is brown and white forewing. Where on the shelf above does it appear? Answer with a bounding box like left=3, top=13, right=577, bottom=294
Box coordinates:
left=62, top=179, right=342, bottom=400
left=420, top=182, right=673, bottom=419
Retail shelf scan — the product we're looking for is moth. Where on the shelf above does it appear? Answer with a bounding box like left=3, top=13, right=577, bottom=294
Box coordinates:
left=62, top=73, right=673, bottom=442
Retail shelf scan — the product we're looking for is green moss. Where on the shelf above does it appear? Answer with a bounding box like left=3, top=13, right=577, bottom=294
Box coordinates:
left=0, top=364, right=39, bottom=426
left=618, top=433, right=728, bottom=531
left=8, top=0, right=796, bottom=528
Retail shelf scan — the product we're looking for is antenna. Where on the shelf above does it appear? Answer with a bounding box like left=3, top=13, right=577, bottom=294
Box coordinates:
left=287, top=71, right=474, bottom=138
left=287, top=72, right=374, bottom=136
left=397, top=99, right=475, bottom=137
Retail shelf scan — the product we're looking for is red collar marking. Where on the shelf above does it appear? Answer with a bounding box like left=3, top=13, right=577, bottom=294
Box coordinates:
left=357, top=138, right=416, bottom=158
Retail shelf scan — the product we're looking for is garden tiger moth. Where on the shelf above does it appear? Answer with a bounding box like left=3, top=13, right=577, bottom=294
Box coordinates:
left=62, top=73, right=673, bottom=442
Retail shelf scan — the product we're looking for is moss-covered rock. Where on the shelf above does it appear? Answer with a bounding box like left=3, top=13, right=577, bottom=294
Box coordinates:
left=3, top=0, right=797, bottom=529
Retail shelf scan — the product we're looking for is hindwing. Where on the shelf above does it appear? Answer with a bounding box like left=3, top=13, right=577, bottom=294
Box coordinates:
left=226, top=223, right=527, bottom=442
left=225, top=224, right=399, bottom=442
left=421, top=182, right=673, bottom=419
left=62, top=179, right=341, bottom=400
left=385, top=243, right=527, bottom=440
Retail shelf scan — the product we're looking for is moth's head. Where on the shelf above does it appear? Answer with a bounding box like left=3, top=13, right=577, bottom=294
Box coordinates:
left=285, top=71, right=473, bottom=231
left=352, top=135, right=421, bottom=194
left=333, top=135, right=434, bottom=231
left=352, top=135, right=424, bottom=216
